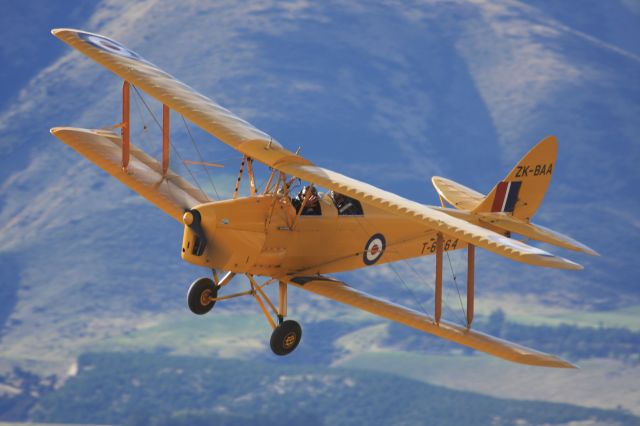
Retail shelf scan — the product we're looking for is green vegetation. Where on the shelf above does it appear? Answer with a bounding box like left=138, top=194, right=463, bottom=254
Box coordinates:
left=97, top=313, right=271, bottom=357
left=95, top=313, right=362, bottom=365
left=480, top=309, right=640, bottom=362
left=382, top=309, right=640, bottom=362
left=488, top=304, right=640, bottom=331
left=13, top=352, right=637, bottom=426
left=337, top=351, right=640, bottom=415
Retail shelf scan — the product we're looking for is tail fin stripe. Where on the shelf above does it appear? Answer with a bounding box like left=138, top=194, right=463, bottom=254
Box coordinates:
left=504, top=181, right=522, bottom=213
left=491, top=182, right=509, bottom=212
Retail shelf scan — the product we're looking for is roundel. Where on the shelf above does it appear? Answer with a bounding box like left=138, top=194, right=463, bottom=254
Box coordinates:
left=78, top=32, right=143, bottom=60
left=363, top=233, right=386, bottom=265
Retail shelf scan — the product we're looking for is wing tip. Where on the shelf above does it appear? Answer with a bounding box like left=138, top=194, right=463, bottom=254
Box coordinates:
left=524, top=355, right=578, bottom=369
left=50, top=127, right=74, bottom=137
left=51, top=28, right=86, bottom=40
left=558, top=258, right=583, bottom=271
left=51, top=28, right=69, bottom=38
left=579, top=244, right=599, bottom=257
left=547, top=258, right=583, bottom=271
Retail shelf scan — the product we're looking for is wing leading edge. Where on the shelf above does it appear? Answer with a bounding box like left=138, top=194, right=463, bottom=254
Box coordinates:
left=52, top=28, right=581, bottom=270
left=288, top=275, right=576, bottom=368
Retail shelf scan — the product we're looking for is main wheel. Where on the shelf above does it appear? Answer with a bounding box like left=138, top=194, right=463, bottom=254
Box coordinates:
left=187, top=277, right=218, bottom=315
left=270, top=320, right=302, bottom=356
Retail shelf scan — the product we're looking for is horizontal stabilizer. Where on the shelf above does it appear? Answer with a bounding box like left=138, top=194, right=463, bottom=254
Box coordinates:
left=288, top=275, right=576, bottom=368
left=477, top=213, right=598, bottom=256
left=51, top=127, right=209, bottom=222
left=432, top=176, right=485, bottom=210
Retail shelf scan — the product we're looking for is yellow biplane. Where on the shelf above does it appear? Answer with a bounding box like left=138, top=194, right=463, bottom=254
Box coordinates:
left=50, top=29, right=597, bottom=368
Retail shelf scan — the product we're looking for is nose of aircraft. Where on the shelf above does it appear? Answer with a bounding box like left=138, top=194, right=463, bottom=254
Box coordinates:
left=183, top=208, right=213, bottom=256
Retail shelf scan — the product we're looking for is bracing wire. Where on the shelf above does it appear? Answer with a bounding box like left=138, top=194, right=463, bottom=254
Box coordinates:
left=179, top=114, right=221, bottom=200
left=353, top=217, right=432, bottom=317
left=387, top=262, right=431, bottom=316
left=353, top=210, right=467, bottom=324
left=131, top=87, right=156, bottom=157
left=131, top=86, right=209, bottom=200
left=132, top=86, right=162, bottom=130
left=446, top=251, right=467, bottom=323
left=401, top=254, right=465, bottom=325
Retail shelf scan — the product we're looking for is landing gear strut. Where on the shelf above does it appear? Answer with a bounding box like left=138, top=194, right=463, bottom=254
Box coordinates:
left=245, top=275, right=303, bottom=356
left=185, top=273, right=303, bottom=356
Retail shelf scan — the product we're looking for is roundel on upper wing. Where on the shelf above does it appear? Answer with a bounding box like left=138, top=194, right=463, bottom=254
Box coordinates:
left=363, top=233, right=386, bottom=265
left=77, top=31, right=143, bottom=60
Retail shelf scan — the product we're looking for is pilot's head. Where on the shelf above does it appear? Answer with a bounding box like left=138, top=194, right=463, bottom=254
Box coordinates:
left=302, top=186, right=318, bottom=205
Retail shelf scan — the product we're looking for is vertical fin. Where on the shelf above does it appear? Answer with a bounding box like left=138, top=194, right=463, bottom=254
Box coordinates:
left=474, top=136, right=557, bottom=221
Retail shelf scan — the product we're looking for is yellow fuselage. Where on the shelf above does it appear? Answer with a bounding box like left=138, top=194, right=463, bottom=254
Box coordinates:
left=181, top=194, right=468, bottom=276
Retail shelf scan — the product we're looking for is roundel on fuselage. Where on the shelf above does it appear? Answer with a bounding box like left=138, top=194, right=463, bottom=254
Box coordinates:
left=363, top=233, right=386, bottom=265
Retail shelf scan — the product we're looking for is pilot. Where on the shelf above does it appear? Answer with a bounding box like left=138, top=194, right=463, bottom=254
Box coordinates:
left=296, top=186, right=321, bottom=215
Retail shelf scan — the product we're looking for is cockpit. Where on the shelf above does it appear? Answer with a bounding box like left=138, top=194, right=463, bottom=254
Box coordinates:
left=292, top=185, right=363, bottom=216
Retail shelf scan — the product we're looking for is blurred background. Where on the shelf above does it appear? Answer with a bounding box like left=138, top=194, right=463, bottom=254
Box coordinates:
left=0, top=1, right=639, bottom=424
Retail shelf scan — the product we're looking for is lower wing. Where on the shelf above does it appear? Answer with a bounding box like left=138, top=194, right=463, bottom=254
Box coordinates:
left=51, top=127, right=209, bottom=222
left=288, top=275, right=576, bottom=368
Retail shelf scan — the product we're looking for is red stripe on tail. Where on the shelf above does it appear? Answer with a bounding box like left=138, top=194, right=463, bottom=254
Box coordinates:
left=491, top=182, right=509, bottom=212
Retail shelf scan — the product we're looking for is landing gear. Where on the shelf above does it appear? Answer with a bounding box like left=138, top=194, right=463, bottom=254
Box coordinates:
left=186, top=273, right=303, bottom=355
left=270, top=320, right=302, bottom=356
left=187, top=277, right=218, bottom=315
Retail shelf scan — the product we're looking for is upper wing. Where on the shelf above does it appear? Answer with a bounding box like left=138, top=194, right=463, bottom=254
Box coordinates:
left=52, top=28, right=581, bottom=270
left=269, top=162, right=581, bottom=270
left=288, top=275, right=576, bottom=368
left=52, top=29, right=279, bottom=151
left=51, top=127, right=209, bottom=222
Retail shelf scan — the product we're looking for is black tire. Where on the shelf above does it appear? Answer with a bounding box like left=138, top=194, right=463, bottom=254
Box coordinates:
left=270, top=320, right=302, bottom=356
left=187, top=277, right=217, bottom=315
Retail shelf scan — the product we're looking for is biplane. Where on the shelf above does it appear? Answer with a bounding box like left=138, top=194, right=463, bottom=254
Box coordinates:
left=50, top=29, right=597, bottom=368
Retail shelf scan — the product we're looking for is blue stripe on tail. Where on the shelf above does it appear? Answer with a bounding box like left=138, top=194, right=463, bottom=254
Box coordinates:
left=504, top=181, right=521, bottom=213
